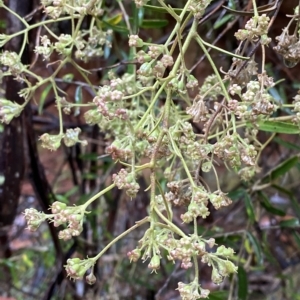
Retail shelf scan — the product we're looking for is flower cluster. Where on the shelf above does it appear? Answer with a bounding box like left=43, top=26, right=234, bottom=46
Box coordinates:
left=168, top=235, right=215, bottom=269
left=273, top=27, right=300, bottom=68
left=39, top=127, right=86, bottom=151
left=0, top=98, right=23, bottom=124
left=93, top=73, right=138, bottom=121
left=186, top=96, right=209, bottom=123
left=65, top=257, right=96, bottom=283
left=24, top=208, right=47, bottom=232
left=235, top=14, right=271, bottom=44
left=214, top=134, right=257, bottom=169
left=128, top=229, right=236, bottom=296
left=51, top=201, right=84, bottom=240
left=42, top=0, right=103, bottom=19
left=0, top=51, right=24, bottom=76
left=188, top=0, right=211, bottom=19
left=75, top=27, right=112, bottom=61
left=24, top=202, right=86, bottom=240
left=177, top=280, right=210, bottom=299
left=180, top=187, right=210, bottom=223
left=165, top=180, right=191, bottom=206
left=112, top=168, right=140, bottom=198
left=128, top=228, right=172, bottom=273
left=202, top=245, right=238, bottom=284
left=128, top=35, right=177, bottom=84
left=35, top=35, right=53, bottom=60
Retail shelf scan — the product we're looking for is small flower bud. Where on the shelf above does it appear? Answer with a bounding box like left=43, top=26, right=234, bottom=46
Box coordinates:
left=39, top=133, right=62, bottom=151
left=128, top=35, right=144, bottom=47
left=148, top=254, right=160, bottom=273
left=86, top=272, right=97, bottom=285
left=127, top=249, right=141, bottom=262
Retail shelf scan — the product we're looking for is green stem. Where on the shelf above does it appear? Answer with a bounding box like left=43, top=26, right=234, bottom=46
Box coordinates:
left=82, top=183, right=116, bottom=210
left=134, top=82, right=166, bottom=131
left=93, top=216, right=150, bottom=261
left=154, top=206, right=186, bottom=237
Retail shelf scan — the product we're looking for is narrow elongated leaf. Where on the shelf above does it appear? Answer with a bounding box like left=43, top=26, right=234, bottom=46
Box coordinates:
left=105, top=13, right=123, bottom=25
left=255, top=120, right=300, bottom=134
left=141, top=19, right=168, bottom=28
left=208, top=291, right=229, bottom=300
left=237, top=266, right=248, bottom=300
left=228, top=187, right=247, bottom=201
left=272, top=185, right=300, bottom=219
left=39, top=83, right=52, bottom=114
left=74, top=86, right=82, bottom=116
left=246, top=232, right=263, bottom=265
left=144, top=4, right=182, bottom=14
left=244, top=193, right=256, bottom=223
left=213, top=14, right=233, bottom=29
left=270, top=156, right=298, bottom=180
left=292, top=231, right=300, bottom=248
left=279, top=218, right=299, bottom=228
left=258, top=192, right=286, bottom=216
left=102, top=20, right=129, bottom=34
left=274, top=136, right=300, bottom=151
left=261, top=156, right=298, bottom=183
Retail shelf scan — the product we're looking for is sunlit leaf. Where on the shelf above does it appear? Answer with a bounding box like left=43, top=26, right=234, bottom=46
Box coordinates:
left=253, top=120, right=300, bottom=134
left=62, top=73, right=74, bottom=82
left=105, top=13, right=123, bottom=25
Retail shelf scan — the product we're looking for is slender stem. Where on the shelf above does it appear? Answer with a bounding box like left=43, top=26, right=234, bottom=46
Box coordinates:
left=154, top=206, right=186, bottom=237
left=82, top=183, right=116, bottom=210
left=93, top=217, right=150, bottom=261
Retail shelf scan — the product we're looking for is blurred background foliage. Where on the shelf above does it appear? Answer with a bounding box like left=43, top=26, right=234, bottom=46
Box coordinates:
left=1, top=0, right=300, bottom=299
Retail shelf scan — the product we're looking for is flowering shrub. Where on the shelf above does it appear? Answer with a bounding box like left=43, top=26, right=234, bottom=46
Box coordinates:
left=2, top=0, right=300, bottom=299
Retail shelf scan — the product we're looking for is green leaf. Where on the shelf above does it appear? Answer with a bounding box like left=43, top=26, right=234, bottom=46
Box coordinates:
left=237, top=266, right=248, bottom=300
left=274, top=136, right=300, bottom=151
left=140, top=19, right=168, bottom=28
left=208, top=291, right=229, bottom=300
left=258, top=192, right=286, bottom=216
left=244, top=193, right=256, bottom=223
left=38, top=83, right=52, bottom=114
left=253, top=120, right=300, bottom=134
left=262, top=156, right=298, bottom=183
left=74, top=86, right=82, bottom=116
left=228, top=187, right=247, bottom=201
left=213, top=14, right=233, bottom=29
left=246, top=232, right=263, bottom=265
left=144, top=4, right=182, bottom=14
left=102, top=20, right=129, bottom=34
left=279, top=218, right=299, bottom=228
left=272, top=185, right=300, bottom=219
left=105, top=13, right=123, bottom=25
left=292, top=231, right=300, bottom=248
left=64, top=186, right=79, bottom=198
left=62, top=73, right=74, bottom=82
